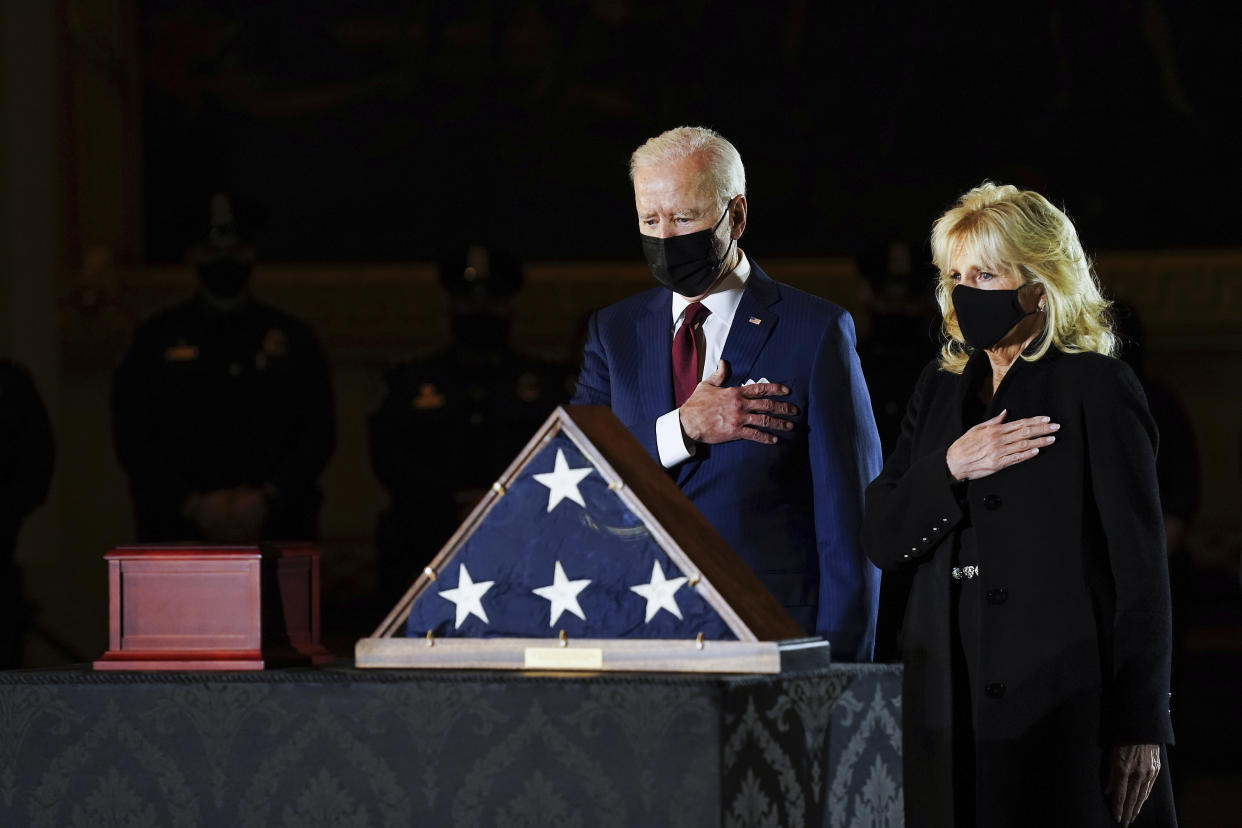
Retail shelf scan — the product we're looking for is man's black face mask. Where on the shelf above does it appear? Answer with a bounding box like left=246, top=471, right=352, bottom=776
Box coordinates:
left=640, top=203, right=734, bottom=297
left=451, top=312, right=511, bottom=352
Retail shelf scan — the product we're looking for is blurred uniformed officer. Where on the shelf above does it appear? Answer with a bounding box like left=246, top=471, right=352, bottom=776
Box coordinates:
left=368, top=243, right=569, bottom=604
left=854, top=237, right=938, bottom=662
left=112, top=193, right=335, bottom=543
left=0, top=359, right=54, bottom=667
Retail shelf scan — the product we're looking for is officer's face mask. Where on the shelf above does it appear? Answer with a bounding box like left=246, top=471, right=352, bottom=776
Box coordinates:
left=640, top=202, right=735, bottom=297
left=951, top=284, right=1038, bottom=349
left=452, top=312, right=511, bottom=352
left=197, top=258, right=252, bottom=299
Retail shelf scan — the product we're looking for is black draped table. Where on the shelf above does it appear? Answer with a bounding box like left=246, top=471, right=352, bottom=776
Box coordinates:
left=0, top=663, right=902, bottom=827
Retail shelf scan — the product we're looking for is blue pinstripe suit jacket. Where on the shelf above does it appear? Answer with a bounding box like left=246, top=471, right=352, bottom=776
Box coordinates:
left=572, top=260, right=883, bottom=660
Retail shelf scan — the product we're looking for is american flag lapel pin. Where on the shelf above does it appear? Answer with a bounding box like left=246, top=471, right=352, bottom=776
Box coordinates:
left=748, top=316, right=762, bottom=325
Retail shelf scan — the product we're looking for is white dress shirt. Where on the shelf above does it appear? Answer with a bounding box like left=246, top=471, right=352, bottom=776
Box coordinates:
left=655, top=252, right=752, bottom=468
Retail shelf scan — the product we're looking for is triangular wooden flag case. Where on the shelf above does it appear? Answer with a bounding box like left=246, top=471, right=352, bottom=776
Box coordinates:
left=355, top=405, right=822, bottom=673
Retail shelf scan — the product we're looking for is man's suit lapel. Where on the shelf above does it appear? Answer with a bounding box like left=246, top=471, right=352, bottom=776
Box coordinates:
left=718, top=264, right=780, bottom=386
left=676, top=262, right=781, bottom=489
left=638, top=289, right=674, bottom=424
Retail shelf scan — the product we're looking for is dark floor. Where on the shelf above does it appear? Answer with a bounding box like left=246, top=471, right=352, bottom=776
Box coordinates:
left=1169, top=567, right=1242, bottom=827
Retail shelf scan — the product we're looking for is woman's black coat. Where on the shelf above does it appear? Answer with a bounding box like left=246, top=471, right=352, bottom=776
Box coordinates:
left=863, top=349, right=1176, bottom=827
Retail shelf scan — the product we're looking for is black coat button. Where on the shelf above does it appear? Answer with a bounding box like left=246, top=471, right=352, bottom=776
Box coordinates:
left=986, top=588, right=1008, bottom=605
left=985, top=682, right=1006, bottom=698
left=982, top=494, right=1002, bottom=510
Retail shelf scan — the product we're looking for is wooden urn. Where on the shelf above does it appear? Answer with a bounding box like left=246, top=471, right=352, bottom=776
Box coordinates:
left=94, top=542, right=334, bottom=671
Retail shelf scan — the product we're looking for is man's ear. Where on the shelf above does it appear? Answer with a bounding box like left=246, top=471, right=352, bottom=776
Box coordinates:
left=729, top=194, right=748, bottom=240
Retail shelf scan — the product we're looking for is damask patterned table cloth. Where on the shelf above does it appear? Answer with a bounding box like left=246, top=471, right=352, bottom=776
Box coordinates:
left=0, top=663, right=902, bottom=827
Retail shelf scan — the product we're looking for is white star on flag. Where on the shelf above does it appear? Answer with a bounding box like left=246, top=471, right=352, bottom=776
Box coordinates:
left=532, top=448, right=593, bottom=512
left=531, top=560, right=592, bottom=626
left=438, top=563, right=495, bottom=628
left=629, top=561, right=688, bottom=623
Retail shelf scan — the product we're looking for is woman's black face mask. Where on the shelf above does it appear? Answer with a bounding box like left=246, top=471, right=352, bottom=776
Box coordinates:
left=640, top=204, right=734, bottom=297
left=952, top=284, right=1037, bottom=349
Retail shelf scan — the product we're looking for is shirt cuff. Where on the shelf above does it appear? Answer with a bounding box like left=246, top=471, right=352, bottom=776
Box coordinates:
left=656, top=408, right=696, bottom=468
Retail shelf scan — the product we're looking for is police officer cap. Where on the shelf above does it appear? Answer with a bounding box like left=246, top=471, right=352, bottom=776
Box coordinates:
left=438, top=243, right=524, bottom=298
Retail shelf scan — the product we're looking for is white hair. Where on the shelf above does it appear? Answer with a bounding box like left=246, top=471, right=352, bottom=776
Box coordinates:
left=629, top=126, right=746, bottom=210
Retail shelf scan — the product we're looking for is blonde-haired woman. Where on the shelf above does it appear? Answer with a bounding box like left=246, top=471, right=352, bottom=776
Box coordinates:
left=863, top=183, right=1175, bottom=827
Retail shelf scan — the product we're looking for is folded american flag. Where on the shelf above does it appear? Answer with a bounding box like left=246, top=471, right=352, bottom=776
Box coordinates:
left=403, top=434, right=735, bottom=640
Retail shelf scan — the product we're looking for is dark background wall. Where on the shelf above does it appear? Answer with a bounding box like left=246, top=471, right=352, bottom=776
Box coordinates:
left=138, top=1, right=1238, bottom=262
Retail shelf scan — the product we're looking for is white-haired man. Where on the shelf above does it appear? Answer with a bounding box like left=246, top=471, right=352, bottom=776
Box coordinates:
left=572, top=126, right=883, bottom=659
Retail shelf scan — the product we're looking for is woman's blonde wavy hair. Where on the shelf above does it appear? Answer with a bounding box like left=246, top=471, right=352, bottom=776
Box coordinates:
left=931, top=182, right=1116, bottom=374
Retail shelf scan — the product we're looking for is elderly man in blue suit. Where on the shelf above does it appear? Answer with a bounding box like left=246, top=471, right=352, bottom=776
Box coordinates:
left=572, top=126, right=883, bottom=660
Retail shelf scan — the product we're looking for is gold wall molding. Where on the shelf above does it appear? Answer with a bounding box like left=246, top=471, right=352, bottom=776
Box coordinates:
left=1095, top=249, right=1242, bottom=338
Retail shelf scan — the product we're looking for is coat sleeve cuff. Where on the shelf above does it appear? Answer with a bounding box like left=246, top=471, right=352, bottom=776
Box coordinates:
left=655, top=408, right=695, bottom=468
left=865, top=446, right=964, bottom=570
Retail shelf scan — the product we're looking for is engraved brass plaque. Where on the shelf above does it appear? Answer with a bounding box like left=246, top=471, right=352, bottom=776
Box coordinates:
left=523, top=647, right=603, bottom=670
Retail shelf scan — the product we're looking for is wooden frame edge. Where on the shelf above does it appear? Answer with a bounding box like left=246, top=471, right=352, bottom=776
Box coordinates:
left=354, top=637, right=779, bottom=674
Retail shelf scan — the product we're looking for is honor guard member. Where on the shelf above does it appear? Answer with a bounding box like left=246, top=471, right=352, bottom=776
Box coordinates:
left=368, top=243, right=569, bottom=605
left=0, top=359, right=54, bottom=667
left=854, top=236, right=939, bottom=661
left=112, top=193, right=335, bottom=544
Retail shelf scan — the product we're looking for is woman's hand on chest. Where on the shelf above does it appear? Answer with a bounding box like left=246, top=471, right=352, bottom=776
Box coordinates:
left=945, top=408, right=1060, bottom=482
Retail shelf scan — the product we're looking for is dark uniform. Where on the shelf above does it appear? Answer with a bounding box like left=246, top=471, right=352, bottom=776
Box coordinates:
left=0, top=359, right=55, bottom=667
left=855, top=239, right=940, bottom=662
left=112, top=299, right=334, bottom=542
left=1115, top=300, right=1201, bottom=801
left=368, top=244, right=569, bottom=605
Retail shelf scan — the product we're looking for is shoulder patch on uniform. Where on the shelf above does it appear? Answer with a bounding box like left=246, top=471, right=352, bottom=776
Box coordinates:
left=413, top=383, right=447, bottom=410
left=263, top=328, right=289, bottom=357
left=164, top=341, right=199, bottom=361
left=515, top=371, right=543, bottom=403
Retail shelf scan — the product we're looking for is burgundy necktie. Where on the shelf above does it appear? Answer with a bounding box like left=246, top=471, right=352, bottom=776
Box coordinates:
left=672, top=302, right=711, bottom=407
